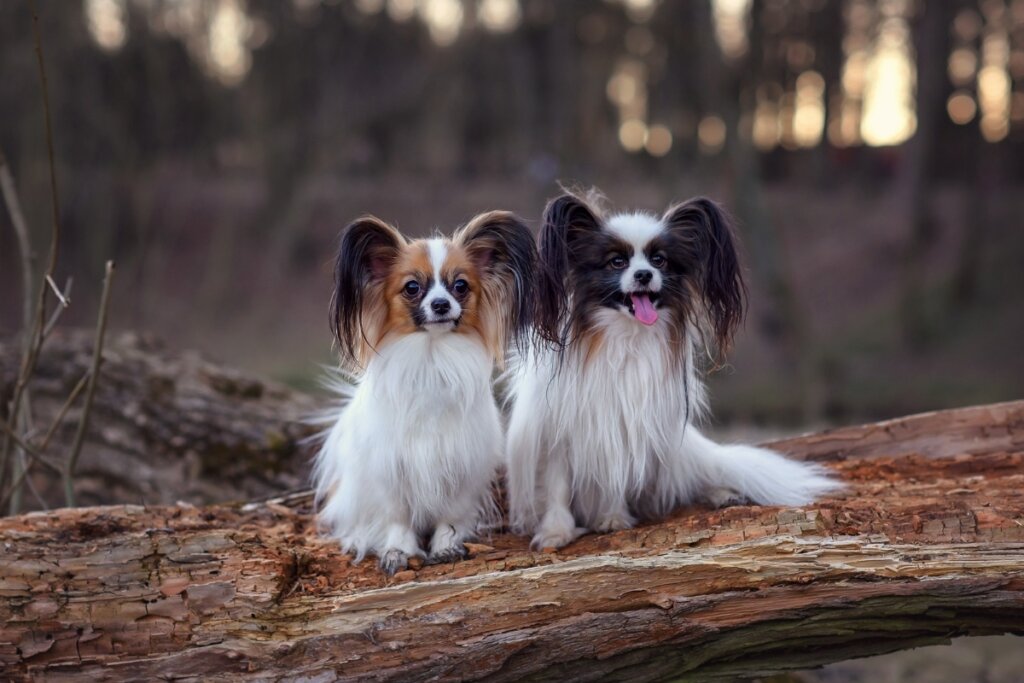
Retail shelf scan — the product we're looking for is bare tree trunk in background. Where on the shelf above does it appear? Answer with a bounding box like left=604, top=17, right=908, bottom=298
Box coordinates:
left=900, top=0, right=953, bottom=349
left=2, top=401, right=1023, bottom=681
left=697, top=0, right=821, bottom=421
left=810, top=0, right=844, bottom=188
left=950, top=141, right=1005, bottom=309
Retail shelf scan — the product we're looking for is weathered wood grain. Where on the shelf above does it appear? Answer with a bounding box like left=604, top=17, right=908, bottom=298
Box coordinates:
left=1, top=401, right=1023, bottom=681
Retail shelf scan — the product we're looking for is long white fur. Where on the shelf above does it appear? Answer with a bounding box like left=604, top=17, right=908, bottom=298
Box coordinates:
left=314, top=247, right=501, bottom=566
left=506, top=212, right=841, bottom=550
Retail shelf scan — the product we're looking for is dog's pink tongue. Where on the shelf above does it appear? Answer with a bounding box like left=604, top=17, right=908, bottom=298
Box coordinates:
left=630, top=293, right=659, bottom=325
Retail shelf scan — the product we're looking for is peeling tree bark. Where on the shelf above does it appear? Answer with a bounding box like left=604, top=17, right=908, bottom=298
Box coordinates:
left=1, top=401, right=1023, bottom=682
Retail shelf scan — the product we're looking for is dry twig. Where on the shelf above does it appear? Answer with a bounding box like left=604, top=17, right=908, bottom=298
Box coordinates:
left=0, top=1, right=64, bottom=495
left=63, top=261, right=115, bottom=507
left=0, top=421, right=63, bottom=511
left=36, top=371, right=89, bottom=453
left=0, top=151, right=34, bottom=336
left=1, top=4, right=112, bottom=513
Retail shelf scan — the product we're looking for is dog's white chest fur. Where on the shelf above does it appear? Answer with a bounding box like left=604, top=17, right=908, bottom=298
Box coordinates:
left=506, top=311, right=840, bottom=548
left=507, top=311, right=702, bottom=527
left=315, top=332, right=502, bottom=560
left=554, top=311, right=703, bottom=509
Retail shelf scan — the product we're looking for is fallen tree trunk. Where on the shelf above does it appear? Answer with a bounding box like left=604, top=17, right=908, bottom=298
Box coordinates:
left=1, top=401, right=1023, bottom=681
left=0, top=331, right=318, bottom=509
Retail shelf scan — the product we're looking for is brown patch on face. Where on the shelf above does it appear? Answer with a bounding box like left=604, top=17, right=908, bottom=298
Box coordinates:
left=372, top=240, right=493, bottom=353
left=373, top=242, right=433, bottom=349
left=440, top=243, right=494, bottom=354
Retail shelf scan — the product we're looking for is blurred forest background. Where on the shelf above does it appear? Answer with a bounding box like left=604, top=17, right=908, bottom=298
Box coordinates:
left=1, top=0, right=1023, bottom=428
left=1, top=3, right=1022, bottom=676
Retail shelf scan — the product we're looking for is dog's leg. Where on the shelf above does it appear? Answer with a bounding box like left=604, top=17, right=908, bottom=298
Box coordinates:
left=530, top=459, right=587, bottom=550
left=594, top=497, right=637, bottom=532
left=426, top=522, right=470, bottom=564
left=378, top=522, right=421, bottom=577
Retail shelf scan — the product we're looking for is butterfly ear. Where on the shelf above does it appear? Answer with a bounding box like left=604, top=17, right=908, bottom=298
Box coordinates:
left=331, top=217, right=405, bottom=368
left=456, top=211, right=536, bottom=359
left=536, top=192, right=603, bottom=347
left=663, top=197, right=746, bottom=358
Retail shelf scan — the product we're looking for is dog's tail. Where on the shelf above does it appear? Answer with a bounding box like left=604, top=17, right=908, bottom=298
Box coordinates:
left=305, top=368, right=356, bottom=528
left=680, top=428, right=843, bottom=507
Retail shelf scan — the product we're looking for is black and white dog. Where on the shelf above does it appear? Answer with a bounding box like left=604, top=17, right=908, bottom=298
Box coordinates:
left=505, top=190, right=840, bottom=549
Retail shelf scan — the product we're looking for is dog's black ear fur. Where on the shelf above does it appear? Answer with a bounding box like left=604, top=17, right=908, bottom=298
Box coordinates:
left=331, top=216, right=404, bottom=368
left=663, top=197, right=746, bottom=358
left=457, top=211, right=537, bottom=355
left=537, top=192, right=603, bottom=347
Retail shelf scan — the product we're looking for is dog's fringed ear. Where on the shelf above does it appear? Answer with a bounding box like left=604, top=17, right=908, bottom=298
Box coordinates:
left=537, top=192, right=603, bottom=347
left=456, top=211, right=536, bottom=361
left=663, top=197, right=746, bottom=359
left=331, top=216, right=404, bottom=369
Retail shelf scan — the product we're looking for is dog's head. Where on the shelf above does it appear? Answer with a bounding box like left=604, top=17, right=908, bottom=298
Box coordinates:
left=536, top=189, right=746, bottom=364
left=331, top=212, right=535, bottom=370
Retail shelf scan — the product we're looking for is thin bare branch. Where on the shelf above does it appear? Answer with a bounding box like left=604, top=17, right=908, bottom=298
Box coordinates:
left=21, top=462, right=49, bottom=511
left=1, top=1, right=64, bottom=491
left=64, top=262, right=116, bottom=507
left=37, top=370, right=89, bottom=454
left=0, top=419, right=62, bottom=475
left=41, top=277, right=73, bottom=338
left=6, top=389, right=37, bottom=515
left=0, top=467, right=32, bottom=511
left=0, top=153, right=36, bottom=493
left=0, top=149, right=37, bottom=513
left=45, top=275, right=69, bottom=307
left=0, top=443, right=60, bottom=511
left=31, top=0, right=61, bottom=282
left=0, top=150, right=34, bottom=336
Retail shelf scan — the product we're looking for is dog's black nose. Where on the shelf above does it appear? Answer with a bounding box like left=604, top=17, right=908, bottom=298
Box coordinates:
left=634, top=270, right=653, bottom=285
left=430, top=298, right=451, bottom=315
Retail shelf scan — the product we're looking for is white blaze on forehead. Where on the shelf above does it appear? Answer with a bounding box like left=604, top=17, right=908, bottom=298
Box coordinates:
left=422, top=238, right=460, bottom=322
left=605, top=212, right=663, bottom=251
left=427, top=238, right=448, bottom=281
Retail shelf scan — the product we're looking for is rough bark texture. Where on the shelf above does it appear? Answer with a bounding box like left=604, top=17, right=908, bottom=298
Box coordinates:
left=1, top=401, right=1022, bottom=680
left=0, top=330, right=318, bottom=509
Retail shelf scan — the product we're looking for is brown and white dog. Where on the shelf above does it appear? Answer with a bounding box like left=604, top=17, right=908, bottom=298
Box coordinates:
left=315, top=212, right=535, bottom=575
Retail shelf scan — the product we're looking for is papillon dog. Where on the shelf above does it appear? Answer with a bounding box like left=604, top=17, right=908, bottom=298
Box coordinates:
left=314, top=211, right=535, bottom=575
left=505, top=190, right=841, bottom=550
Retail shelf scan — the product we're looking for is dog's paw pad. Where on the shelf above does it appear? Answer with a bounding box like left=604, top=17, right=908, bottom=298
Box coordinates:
left=426, top=544, right=468, bottom=565
left=379, top=549, right=409, bottom=577
left=529, top=526, right=587, bottom=551
left=594, top=514, right=635, bottom=532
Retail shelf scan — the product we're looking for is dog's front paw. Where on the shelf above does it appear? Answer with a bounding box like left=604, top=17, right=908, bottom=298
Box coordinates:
left=530, top=525, right=587, bottom=551
left=426, top=543, right=468, bottom=565
left=706, top=486, right=751, bottom=508
left=594, top=512, right=636, bottom=533
left=379, top=549, right=409, bottom=577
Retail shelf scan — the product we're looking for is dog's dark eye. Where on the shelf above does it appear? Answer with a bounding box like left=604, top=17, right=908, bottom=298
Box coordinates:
left=452, top=279, right=469, bottom=295
left=650, top=254, right=667, bottom=268
left=403, top=281, right=421, bottom=297
left=609, top=256, right=628, bottom=270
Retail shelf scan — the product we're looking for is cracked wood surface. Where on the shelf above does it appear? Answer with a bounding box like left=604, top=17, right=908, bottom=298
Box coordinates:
left=1, top=400, right=1023, bottom=681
